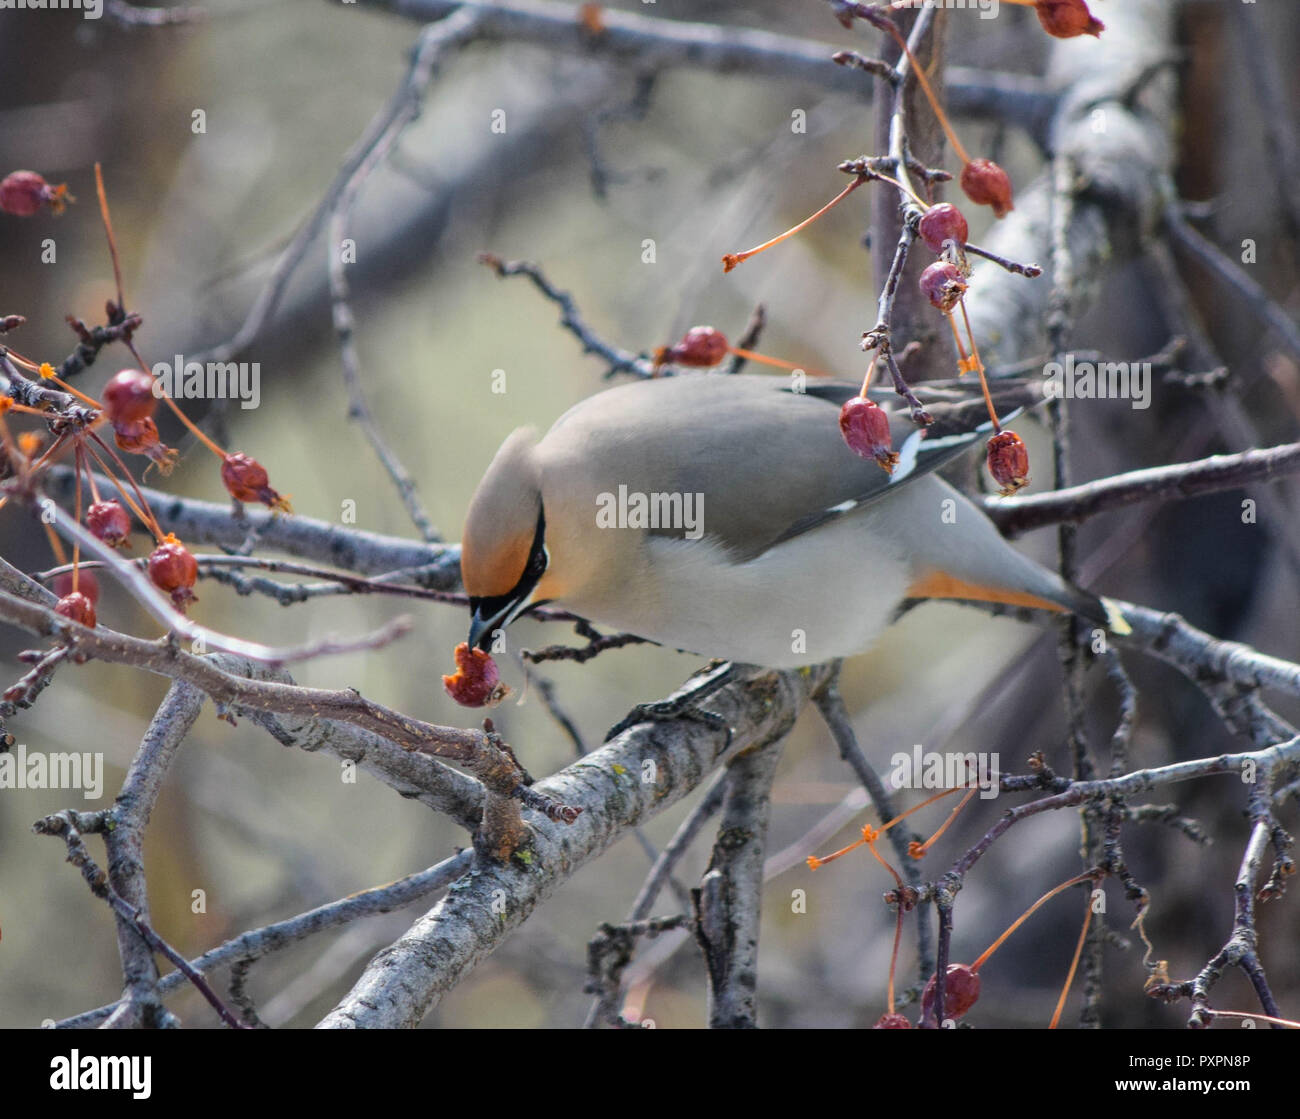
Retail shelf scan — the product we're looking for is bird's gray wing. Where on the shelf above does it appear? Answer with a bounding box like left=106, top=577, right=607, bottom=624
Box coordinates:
left=539, top=372, right=1040, bottom=562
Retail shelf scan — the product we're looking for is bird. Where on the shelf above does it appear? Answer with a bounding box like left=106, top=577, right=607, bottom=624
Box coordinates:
left=458, top=371, right=1127, bottom=671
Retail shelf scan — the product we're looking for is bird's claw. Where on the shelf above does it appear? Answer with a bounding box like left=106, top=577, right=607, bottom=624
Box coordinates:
left=603, top=662, right=737, bottom=746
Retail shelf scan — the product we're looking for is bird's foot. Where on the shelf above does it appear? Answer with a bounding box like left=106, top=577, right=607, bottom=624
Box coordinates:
left=603, top=661, right=737, bottom=746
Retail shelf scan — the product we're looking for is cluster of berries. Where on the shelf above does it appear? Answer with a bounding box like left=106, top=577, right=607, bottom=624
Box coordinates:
left=2, top=167, right=292, bottom=630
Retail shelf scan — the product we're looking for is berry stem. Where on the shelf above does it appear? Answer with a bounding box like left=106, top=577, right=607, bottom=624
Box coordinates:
left=971, top=872, right=1096, bottom=973
left=1205, top=1009, right=1300, bottom=1029
left=870, top=169, right=930, bottom=210
left=723, top=176, right=865, bottom=271
left=1048, top=900, right=1092, bottom=1029
left=37, top=364, right=102, bottom=409
left=807, top=786, right=963, bottom=869
left=72, top=446, right=84, bottom=592
left=43, top=521, right=68, bottom=567
left=859, top=353, right=880, bottom=397
left=909, top=786, right=977, bottom=858
left=85, top=432, right=165, bottom=541
left=725, top=346, right=832, bottom=378
left=881, top=785, right=963, bottom=831
left=865, top=829, right=905, bottom=889
left=94, top=163, right=126, bottom=314
left=957, top=299, right=999, bottom=431
left=887, top=904, right=905, bottom=1014
left=873, top=13, right=972, bottom=166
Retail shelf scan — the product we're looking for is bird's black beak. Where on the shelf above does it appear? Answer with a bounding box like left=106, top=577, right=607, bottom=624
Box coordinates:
left=467, top=600, right=508, bottom=652
left=467, top=591, right=536, bottom=652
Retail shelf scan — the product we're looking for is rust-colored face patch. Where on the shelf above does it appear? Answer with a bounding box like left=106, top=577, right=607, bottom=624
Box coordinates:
left=461, top=524, right=535, bottom=598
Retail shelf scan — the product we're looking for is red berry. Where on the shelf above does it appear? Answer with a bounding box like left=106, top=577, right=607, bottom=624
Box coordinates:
left=101, top=369, right=157, bottom=425
left=148, top=534, right=198, bottom=610
left=442, top=642, right=510, bottom=708
left=221, top=453, right=290, bottom=511
left=873, top=1013, right=912, bottom=1029
left=0, top=170, right=72, bottom=217
left=838, top=396, right=898, bottom=474
left=919, top=261, right=967, bottom=313
left=54, top=591, right=97, bottom=628
left=54, top=570, right=100, bottom=607
left=987, top=430, right=1031, bottom=496
left=960, top=158, right=1015, bottom=219
left=918, top=203, right=969, bottom=254
left=1034, top=0, right=1104, bottom=39
left=86, top=500, right=132, bottom=547
left=666, top=326, right=729, bottom=368
left=921, top=963, right=982, bottom=1023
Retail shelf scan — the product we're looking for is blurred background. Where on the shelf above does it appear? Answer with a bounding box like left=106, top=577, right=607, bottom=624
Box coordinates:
left=0, top=0, right=1297, bottom=1028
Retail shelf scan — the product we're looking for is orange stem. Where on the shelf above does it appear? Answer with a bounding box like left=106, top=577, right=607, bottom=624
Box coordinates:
left=94, top=162, right=125, bottom=312
left=723, top=177, right=865, bottom=272
left=865, top=833, right=905, bottom=890
left=910, top=786, right=977, bottom=858
left=43, top=521, right=67, bottom=567
left=1049, top=900, right=1092, bottom=1029
left=85, top=432, right=165, bottom=541
left=859, top=353, right=880, bottom=397
left=72, top=449, right=83, bottom=592
left=886, top=904, right=905, bottom=1014
left=881, top=785, right=963, bottom=832
left=878, top=19, right=972, bottom=165
left=726, top=347, right=832, bottom=378
left=39, top=366, right=104, bottom=410
left=1206, top=1009, right=1300, bottom=1029
left=958, top=299, right=1000, bottom=432
left=972, top=872, right=1096, bottom=973
left=808, top=787, right=964, bottom=870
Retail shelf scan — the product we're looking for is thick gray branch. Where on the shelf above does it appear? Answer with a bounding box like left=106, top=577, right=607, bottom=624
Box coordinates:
left=317, top=664, right=835, bottom=1027
left=692, top=740, right=785, bottom=1029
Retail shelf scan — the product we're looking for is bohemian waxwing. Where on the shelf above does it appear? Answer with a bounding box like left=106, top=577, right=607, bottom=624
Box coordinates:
left=460, top=372, right=1127, bottom=669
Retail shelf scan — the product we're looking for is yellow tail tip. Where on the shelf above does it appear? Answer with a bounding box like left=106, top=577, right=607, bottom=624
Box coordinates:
left=1103, top=598, right=1132, bottom=637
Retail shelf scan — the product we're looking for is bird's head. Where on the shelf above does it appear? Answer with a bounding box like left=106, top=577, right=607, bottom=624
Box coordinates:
left=460, top=427, right=550, bottom=651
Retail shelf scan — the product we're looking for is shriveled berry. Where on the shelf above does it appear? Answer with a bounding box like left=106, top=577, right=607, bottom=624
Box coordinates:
left=0, top=170, right=72, bottom=217
left=101, top=369, right=157, bottom=425
left=1034, top=0, right=1104, bottom=39
left=666, top=326, right=729, bottom=368
left=918, top=203, right=969, bottom=254
left=839, top=395, right=898, bottom=474
left=987, top=430, right=1031, bottom=496
left=86, top=500, right=132, bottom=546
left=873, top=1013, right=912, bottom=1029
left=148, top=534, right=198, bottom=610
left=921, top=963, right=982, bottom=1022
left=443, top=642, right=510, bottom=708
left=54, top=591, right=97, bottom=628
left=112, top=416, right=178, bottom=472
left=54, top=570, right=100, bottom=607
left=221, top=453, right=291, bottom=512
left=960, top=158, right=1015, bottom=218
left=919, top=261, right=967, bottom=313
